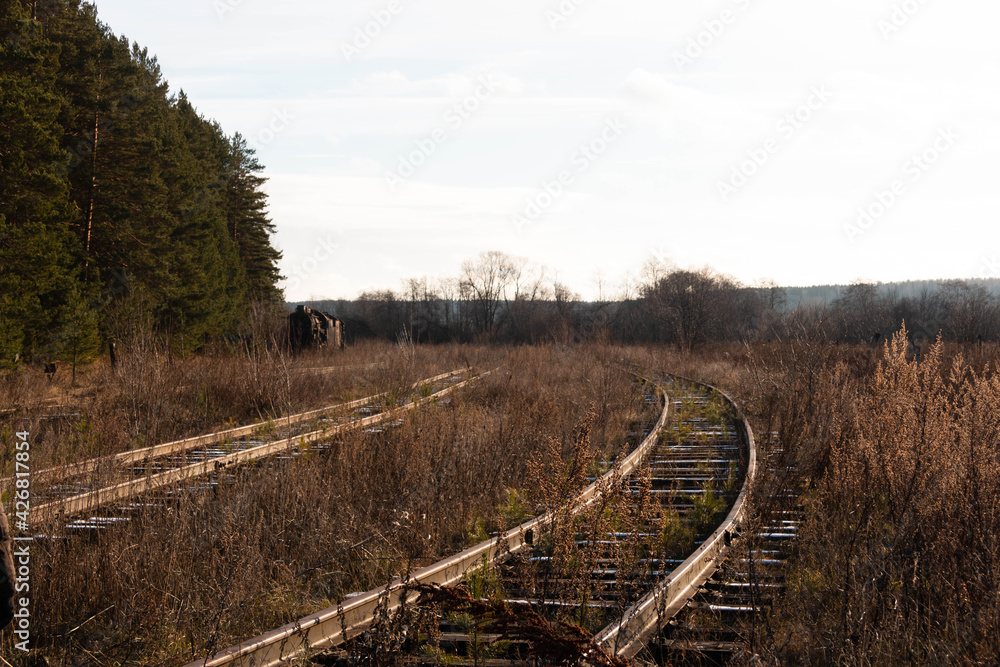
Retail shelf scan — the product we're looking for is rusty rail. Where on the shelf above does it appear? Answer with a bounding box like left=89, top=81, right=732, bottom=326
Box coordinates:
left=593, top=376, right=758, bottom=659
left=31, top=370, right=471, bottom=524
left=8, top=370, right=463, bottom=491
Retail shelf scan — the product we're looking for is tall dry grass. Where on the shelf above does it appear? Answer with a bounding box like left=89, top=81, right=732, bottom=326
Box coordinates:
left=4, top=344, right=650, bottom=665
left=0, top=337, right=498, bottom=474
left=17, top=335, right=998, bottom=665
left=720, top=331, right=1000, bottom=665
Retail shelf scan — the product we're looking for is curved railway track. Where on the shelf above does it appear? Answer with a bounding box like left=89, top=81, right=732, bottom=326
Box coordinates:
left=648, top=429, right=801, bottom=665
left=580, top=377, right=759, bottom=666
left=4, top=369, right=474, bottom=531
left=187, top=374, right=760, bottom=666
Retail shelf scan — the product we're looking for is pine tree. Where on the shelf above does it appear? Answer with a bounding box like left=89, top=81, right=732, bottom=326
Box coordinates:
left=159, top=95, right=245, bottom=350
left=0, top=0, right=81, bottom=363
left=51, top=8, right=175, bottom=293
left=225, top=133, right=282, bottom=302
left=56, top=283, right=100, bottom=383
left=1, top=0, right=286, bottom=360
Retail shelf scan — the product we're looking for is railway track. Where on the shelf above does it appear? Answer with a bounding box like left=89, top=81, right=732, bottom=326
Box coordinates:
left=188, top=374, right=759, bottom=666
left=642, top=428, right=800, bottom=666
left=0, top=361, right=374, bottom=422
left=7, top=369, right=472, bottom=530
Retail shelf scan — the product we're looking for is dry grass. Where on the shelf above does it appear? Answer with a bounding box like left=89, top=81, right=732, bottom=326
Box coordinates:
left=705, top=332, right=1000, bottom=665
left=369, top=376, right=747, bottom=664
left=0, top=344, right=652, bottom=665
left=0, top=338, right=496, bottom=473
left=10, top=335, right=998, bottom=664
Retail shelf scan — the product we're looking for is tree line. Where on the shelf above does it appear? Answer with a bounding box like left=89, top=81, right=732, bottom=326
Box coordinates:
left=310, top=251, right=1000, bottom=349
left=0, top=0, right=281, bottom=369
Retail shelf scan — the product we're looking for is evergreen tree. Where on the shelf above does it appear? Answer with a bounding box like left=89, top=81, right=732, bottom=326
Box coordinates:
left=0, top=0, right=80, bottom=363
left=225, top=133, right=282, bottom=302
left=0, top=0, right=284, bottom=360
left=160, top=94, right=245, bottom=349
left=56, top=283, right=100, bottom=383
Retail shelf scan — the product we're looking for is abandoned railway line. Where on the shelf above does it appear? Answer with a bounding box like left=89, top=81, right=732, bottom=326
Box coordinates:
left=650, top=426, right=801, bottom=664
left=3, top=369, right=474, bottom=532
left=185, top=374, right=765, bottom=666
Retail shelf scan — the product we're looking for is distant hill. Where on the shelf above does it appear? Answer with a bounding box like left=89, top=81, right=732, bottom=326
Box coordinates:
left=783, top=278, right=1000, bottom=310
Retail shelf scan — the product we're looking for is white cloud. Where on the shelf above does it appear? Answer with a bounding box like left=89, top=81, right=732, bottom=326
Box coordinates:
left=337, top=70, right=526, bottom=97
left=91, top=0, right=1000, bottom=299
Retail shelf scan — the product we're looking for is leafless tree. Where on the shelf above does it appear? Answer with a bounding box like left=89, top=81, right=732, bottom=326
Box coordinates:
left=460, top=251, right=520, bottom=336
left=403, top=276, right=450, bottom=342
left=504, top=259, right=549, bottom=342
left=356, top=289, right=406, bottom=339
left=549, top=281, right=578, bottom=343
left=937, top=280, right=998, bottom=342
left=832, top=282, right=891, bottom=343
left=431, top=277, right=460, bottom=338
left=640, top=255, right=673, bottom=286
left=756, top=279, right=787, bottom=311
left=752, top=279, right=788, bottom=341
left=643, top=268, right=739, bottom=351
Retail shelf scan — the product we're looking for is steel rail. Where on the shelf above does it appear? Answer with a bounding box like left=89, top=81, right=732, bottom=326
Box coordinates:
left=9, top=370, right=464, bottom=490
left=593, top=375, right=758, bottom=659
left=288, top=362, right=378, bottom=376
left=32, top=370, right=473, bottom=525
left=184, top=380, right=671, bottom=667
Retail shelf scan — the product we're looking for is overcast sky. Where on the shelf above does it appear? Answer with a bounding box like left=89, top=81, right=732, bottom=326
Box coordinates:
left=92, top=0, right=1000, bottom=301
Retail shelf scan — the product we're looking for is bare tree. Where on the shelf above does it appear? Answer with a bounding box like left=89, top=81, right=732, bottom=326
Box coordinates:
left=640, top=255, right=673, bottom=286
left=892, top=287, right=942, bottom=342
left=756, top=279, right=787, bottom=312
left=437, top=277, right=460, bottom=337
left=593, top=270, right=609, bottom=303
left=505, top=258, right=549, bottom=342
left=356, top=290, right=405, bottom=339
left=937, top=280, right=998, bottom=342
left=549, top=281, right=579, bottom=343
left=402, top=276, right=448, bottom=342
left=460, top=251, right=519, bottom=336
left=644, top=268, right=738, bottom=351
left=832, top=282, right=891, bottom=343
